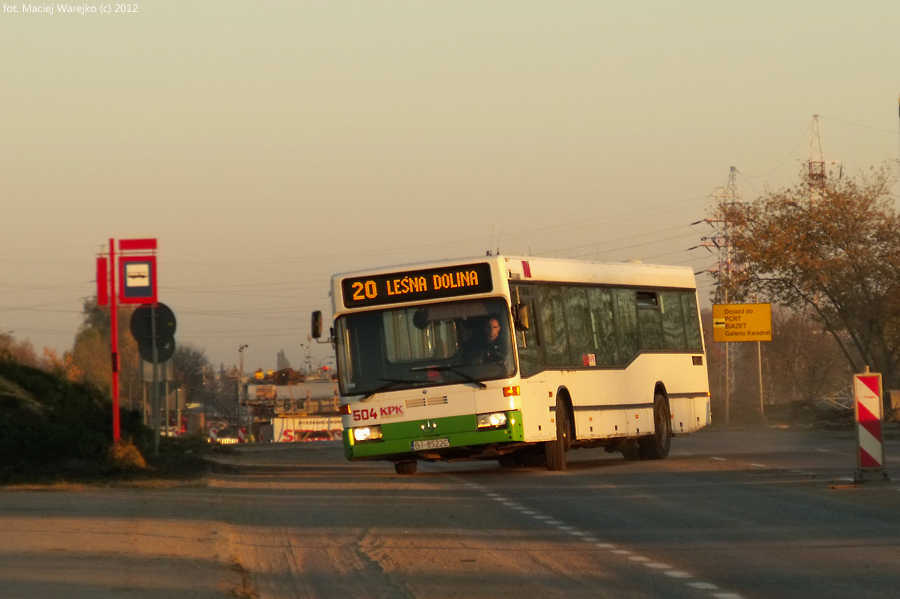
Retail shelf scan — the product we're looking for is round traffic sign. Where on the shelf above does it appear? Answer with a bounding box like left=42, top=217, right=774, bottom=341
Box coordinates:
left=137, top=335, right=176, bottom=363
left=130, top=303, right=176, bottom=341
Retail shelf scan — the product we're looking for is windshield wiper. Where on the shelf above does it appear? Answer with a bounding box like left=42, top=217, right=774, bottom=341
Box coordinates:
left=363, top=377, right=420, bottom=399
left=410, top=365, right=488, bottom=389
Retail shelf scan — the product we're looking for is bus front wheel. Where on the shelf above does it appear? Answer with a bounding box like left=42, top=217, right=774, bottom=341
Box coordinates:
left=638, top=393, right=671, bottom=460
left=394, top=460, right=417, bottom=475
left=545, top=397, right=570, bottom=471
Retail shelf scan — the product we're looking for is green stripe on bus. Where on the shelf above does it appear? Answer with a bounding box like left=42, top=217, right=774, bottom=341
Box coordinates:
left=344, top=411, right=525, bottom=460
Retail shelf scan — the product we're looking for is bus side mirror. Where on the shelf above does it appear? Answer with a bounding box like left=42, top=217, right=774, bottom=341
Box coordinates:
left=514, top=303, right=530, bottom=331
left=311, top=311, right=323, bottom=339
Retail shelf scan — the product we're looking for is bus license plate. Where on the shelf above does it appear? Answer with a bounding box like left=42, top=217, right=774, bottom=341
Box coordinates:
left=412, top=438, right=450, bottom=451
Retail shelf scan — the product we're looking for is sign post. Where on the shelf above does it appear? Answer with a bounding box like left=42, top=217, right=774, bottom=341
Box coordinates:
left=712, top=303, right=773, bottom=422
left=96, top=238, right=158, bottom=444
left=130, top=302, right=176, bottom=456
left=109, top=239, right=119, bottom=442
left=853, top=368, right=889, bottom=483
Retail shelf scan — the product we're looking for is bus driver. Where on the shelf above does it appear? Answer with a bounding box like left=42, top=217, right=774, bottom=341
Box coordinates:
left=467, top=317, right=508, bottom=365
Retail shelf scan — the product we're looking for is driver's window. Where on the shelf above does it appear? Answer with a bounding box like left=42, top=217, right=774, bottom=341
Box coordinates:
left=511, top=284, right=541, bottom=377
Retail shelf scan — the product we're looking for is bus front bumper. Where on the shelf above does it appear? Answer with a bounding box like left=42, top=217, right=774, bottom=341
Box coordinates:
left=344, top=410, right=524, bottom=461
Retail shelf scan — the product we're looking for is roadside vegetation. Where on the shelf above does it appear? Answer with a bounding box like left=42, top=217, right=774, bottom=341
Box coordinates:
left=706, top=161, right=900, bottom=423
left=0, top=359, right=212, bottom=485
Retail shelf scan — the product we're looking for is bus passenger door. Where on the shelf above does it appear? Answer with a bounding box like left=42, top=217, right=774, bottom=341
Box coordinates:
left=511, top=284, right=552, bottom=442
left=511, top=285, right=541, bottom=378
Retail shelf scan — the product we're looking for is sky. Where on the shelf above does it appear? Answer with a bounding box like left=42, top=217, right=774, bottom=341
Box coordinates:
left=2, top=1, right=899, bottom=372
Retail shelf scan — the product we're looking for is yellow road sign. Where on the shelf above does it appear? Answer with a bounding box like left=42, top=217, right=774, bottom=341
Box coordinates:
left=712, top=303, right=772, bottom=343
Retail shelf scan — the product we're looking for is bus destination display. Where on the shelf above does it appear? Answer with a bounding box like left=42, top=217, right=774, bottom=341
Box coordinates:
left=341, top=263, right=493, bottom=308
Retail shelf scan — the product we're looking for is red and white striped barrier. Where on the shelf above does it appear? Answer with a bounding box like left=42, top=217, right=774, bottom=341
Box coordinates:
left=853, top=370, right=889, bottom=482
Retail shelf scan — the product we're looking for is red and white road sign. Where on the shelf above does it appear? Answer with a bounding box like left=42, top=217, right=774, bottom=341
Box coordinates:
left=853, top=372, right=885, bottom=471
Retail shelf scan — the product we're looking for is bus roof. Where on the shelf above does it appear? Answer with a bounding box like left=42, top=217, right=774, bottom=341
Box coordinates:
left=331, top=255, right=698, bottom=313
left=500, top=255, right=697, bottom=288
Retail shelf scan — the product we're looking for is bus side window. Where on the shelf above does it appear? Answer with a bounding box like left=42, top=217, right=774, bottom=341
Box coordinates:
left=587, top=287, right=618, bottom=365
left=614, top=289, right=639, bottom=362
left=538, top=286, right=570, bottom=367
left=682, top=291, right=704, bottom=351
left=564, top=287, right=593, bottom=366
left=660, top=291, right=688, bottom=350
left=637, top=291, right=664, bottom=350
left=522, top=299, right=540, bottom=348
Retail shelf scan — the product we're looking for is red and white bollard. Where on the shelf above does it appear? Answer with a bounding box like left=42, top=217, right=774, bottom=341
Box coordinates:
left=853, top=368, right=890, bottom=483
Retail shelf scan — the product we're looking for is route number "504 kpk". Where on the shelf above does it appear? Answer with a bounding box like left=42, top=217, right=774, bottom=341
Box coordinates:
left=352, top=408, right=378, bottom=422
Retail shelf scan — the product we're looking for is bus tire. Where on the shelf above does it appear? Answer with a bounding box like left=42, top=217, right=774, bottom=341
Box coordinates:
left=394, top=460, right=417, bottom=475
left=544, top=397, right=569, bottom=471
left=638, top=393, right=671, bottom=460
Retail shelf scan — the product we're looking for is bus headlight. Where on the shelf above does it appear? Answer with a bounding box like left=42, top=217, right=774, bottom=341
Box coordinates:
left=476, top=412, right=508, bottom=429
left=352, top=425, right=383, bottom=442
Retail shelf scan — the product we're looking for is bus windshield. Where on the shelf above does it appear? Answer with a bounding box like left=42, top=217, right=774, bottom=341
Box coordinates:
left=335, top=298, right=516, bottom=396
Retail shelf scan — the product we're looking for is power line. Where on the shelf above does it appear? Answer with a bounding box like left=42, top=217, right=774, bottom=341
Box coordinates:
left=536, top=229, right=701, bottom=260
left=820, top=115, right=900, bottom=135
left=740, top=121, right=812, bottom=179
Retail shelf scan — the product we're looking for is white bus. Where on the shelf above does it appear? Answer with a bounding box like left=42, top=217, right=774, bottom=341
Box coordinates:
left=312, top=255, right=710, bottom=474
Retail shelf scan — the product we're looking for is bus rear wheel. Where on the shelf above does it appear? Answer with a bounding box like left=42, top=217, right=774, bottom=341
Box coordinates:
left=394, top=460, right=417, bottom=475
left=638, top=393, right=671, bottom=460
left=544, top=397, right=570, bottom=471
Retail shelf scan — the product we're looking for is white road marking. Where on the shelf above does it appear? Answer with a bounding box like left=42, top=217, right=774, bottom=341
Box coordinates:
left=688, top=581, right=718, bottom=589
left=462, top=478, right=746, bottom=599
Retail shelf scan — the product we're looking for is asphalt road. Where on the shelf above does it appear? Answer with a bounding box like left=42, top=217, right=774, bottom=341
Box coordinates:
left=2, top=426, right=899, bottom=599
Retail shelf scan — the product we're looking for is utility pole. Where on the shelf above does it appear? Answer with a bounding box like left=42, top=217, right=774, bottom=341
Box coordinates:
left=808, top=115, right=826, bottom=192
left=238, top=344, right=248, bottom=437
left=702, top=167, right=745, bottom=423
left=808, top=114, right=841, bottom=199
